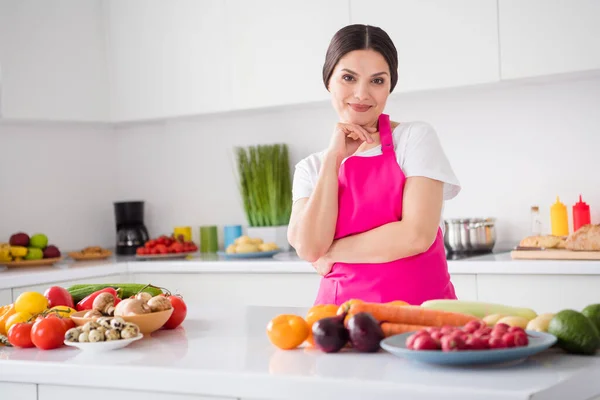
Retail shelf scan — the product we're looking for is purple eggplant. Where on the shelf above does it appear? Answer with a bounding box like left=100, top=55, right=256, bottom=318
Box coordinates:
left=312, top=313, right=349, bottom=353
left=347, top=312, right=384, bottom=352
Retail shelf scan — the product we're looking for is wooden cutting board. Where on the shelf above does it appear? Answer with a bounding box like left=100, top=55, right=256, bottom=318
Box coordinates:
left=511, top=249, right=600, bottom=260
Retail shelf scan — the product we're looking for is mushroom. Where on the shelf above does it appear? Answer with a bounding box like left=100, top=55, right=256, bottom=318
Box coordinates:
left=92, top=292, right=116, bottom=316
left=84, top=310, right=103, bottom=319
left=114, top=299, right=151, bottom=317
left=135, top=292, right=153, bottom=303
left=147, top=295, right=172, bottom=312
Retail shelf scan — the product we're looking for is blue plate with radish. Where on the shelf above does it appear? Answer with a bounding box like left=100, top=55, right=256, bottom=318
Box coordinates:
left=380, top=321, right=557, bottom=366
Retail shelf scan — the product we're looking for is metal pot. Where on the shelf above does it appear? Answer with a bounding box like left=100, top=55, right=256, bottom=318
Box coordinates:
left=444, top=218, right=496, bottom=253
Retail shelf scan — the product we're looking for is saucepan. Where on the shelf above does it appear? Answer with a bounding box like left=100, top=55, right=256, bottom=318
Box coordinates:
left=444, top=218, right=496, bottom=253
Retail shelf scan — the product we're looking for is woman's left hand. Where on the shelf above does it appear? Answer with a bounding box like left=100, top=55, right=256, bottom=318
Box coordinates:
left=312, top=255, right=334, bottom=276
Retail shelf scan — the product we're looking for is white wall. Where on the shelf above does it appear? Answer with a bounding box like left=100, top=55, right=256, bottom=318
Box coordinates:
left=0, top=122, right=118, bottom=250
left=115, top=74, right=600, bottom=248
left=1, top=74, right=599, bottom=250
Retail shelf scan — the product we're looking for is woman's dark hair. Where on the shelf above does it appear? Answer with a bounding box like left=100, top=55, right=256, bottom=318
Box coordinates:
left=323, top=24, right=398, bottom=93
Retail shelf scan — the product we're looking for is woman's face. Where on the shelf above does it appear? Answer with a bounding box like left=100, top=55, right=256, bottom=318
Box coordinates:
left=328, top=49, right=392, bottom=127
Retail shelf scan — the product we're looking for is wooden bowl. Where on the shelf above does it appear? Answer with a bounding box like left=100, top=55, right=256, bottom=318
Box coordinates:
left=71, top=308, right=174, bottom=335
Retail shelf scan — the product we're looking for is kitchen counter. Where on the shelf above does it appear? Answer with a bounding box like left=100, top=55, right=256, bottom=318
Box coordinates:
left=2, top=251, right=600, bottom=291
left=1, top=305, right=599, bottom=400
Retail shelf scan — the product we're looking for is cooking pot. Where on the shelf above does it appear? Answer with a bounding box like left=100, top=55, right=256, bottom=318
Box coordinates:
left=444, top=218, right=496, bottom=253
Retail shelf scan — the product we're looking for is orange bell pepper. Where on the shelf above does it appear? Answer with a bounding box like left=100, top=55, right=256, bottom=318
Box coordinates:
left=0, top=304, right=16, bottom=336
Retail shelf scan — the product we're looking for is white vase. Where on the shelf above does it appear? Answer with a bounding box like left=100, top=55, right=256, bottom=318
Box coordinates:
left=246, top=225, right=291, bottom=252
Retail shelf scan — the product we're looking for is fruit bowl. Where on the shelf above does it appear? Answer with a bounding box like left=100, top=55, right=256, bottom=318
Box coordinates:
left=0, top=257, right=63, bottom=268
left=71, top=308, right=174, bottom=335
left=380, top=330, right=557, bottom=366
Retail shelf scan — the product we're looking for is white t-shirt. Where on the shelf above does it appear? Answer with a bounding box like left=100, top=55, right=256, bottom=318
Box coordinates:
left=292, top=121, right=461, bottom=233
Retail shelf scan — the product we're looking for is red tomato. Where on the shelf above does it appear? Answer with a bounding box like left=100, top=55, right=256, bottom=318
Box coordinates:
left=61, top=318, right=76, bottom=331
left=162, top=295, right=187, bottom=329
left=31, top=317, right=66, bottom=350
left=44, top=286, right=75, bottom=309
left=7, top=322, right=34, bottom=348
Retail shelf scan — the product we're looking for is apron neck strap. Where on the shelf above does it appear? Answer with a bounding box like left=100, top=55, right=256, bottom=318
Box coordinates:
left=378, top=113, right=394, bottom=154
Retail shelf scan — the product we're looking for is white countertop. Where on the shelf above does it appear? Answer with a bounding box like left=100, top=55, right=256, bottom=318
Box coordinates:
left=2, top=251, right=600, bottom=290
left=1, top=305, right=599, bottom=400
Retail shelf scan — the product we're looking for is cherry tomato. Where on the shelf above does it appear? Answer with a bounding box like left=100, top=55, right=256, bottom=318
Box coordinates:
left=7, top=322, right=34, bottom=348
left=31, top=316, right=66, bottom=350
left=162, top=295, right=187, bottom=329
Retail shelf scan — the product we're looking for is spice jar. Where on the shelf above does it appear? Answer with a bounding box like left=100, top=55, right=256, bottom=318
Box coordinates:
left=572, top=195, right=591, bottom=232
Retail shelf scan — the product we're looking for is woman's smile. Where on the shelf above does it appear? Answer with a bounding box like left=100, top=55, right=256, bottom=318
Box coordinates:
left=348, top=103, right=372, bottom=112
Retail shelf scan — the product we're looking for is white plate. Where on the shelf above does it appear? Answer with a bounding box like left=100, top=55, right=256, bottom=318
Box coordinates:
left=64, top=334, right=143, bottom=352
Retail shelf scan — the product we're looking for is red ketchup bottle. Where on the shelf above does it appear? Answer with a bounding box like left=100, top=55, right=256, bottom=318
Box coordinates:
left=572, top=195, right=591, bottom=232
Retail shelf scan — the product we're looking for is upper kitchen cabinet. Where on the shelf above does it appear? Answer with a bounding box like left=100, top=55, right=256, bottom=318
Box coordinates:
left=499, top=0, right=600, bottom=80
left=0, top=0, right=108, bottom=121
left=106, top=0, right=231, bottom=122
left=224, top=0, right=350, bottom=110
left=350, top=0, right=500, bottom=93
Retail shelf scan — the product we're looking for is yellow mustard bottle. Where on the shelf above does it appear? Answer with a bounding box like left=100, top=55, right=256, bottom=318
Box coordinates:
left=550, top=196, right=569, bottom=236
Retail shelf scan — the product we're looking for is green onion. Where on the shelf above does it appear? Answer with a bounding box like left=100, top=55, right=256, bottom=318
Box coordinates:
left=234, top=143, right=292, bottom=227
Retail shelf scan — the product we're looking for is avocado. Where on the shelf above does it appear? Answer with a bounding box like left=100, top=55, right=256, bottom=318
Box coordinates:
left=581, top=304, right=600, bottom=335
left=548, top=309, right=600, bottom=355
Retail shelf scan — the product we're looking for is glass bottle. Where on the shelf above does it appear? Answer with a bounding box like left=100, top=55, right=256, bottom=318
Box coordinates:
left=530, top=206, right=542, bottom=235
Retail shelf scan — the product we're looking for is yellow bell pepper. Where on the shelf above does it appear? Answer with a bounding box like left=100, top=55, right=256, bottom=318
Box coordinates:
left=0, top=304, right=16, bottom=335
left=10, top=246, right=27, bottom=258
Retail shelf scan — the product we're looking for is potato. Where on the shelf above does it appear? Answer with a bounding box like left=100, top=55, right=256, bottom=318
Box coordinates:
left=225, top=244, right=237, bottom=254
left=496, top=316, right=530, bottom=329
left=258, top=242, right=279, bottom=252
left=234, top=236, right=252, bottom=245
left=235, top=243, right=260, bottom=253
left=483, top=314, right=506, bottom=326
left=250, top=237, right=264, bottom=245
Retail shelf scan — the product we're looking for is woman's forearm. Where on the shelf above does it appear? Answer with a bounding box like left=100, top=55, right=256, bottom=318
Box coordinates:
left=291, top=152, right=342, bottom=262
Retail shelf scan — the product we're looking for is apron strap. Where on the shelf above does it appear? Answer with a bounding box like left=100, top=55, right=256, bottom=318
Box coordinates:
left=378, top=113, right=394, bottom=154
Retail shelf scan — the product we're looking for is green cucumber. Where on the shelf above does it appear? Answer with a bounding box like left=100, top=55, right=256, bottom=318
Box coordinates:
left=67, top=284, right=163, bottom=303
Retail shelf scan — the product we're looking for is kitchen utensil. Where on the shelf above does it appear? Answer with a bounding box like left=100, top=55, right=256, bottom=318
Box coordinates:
left=511, top=249, right=600, bottom=260
left=223, top=225, right=243, bottom=249
left=380, top=330, right=557, bottom=366
left=64, top=333, right=143, bottom=352
left=0, top=257, right=63, bottom=268
left=200, top=225, right=218, bottom=253
left=173, top=226, right=192, bottom=242
left=114, top=201, right=150, bottom=255
left=71, top=308, right=174, bottom=335
left=444, top=218, right=496, bottom=253
left=217, top=249, right=281, bottom=259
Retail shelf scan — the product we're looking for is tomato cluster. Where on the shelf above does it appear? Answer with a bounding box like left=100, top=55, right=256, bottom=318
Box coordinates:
left=8, top=313, right=74, bottom=350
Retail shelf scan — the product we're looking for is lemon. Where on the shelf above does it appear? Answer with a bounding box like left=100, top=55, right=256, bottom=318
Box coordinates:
left=5, top=311, right=32, bottom=333
left=14, top=292, right=48, bottom=315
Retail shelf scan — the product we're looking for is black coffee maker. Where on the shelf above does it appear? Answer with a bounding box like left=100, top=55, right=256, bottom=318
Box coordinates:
left=114, top=201, right=150, bottom=255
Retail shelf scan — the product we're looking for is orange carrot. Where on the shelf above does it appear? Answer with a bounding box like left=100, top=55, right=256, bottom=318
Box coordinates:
left=348, top=303, right=477, bottom=327
left=381, top=322, right=428, bottom=337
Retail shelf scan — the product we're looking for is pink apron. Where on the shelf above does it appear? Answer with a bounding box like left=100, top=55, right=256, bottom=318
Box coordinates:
left=314, top=113, right=457, bottom=306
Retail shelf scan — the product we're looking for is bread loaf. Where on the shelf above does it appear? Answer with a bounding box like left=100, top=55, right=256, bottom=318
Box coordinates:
left=565, top=224, right=600, bottom=251
left=519, top=235, right=565, bottom=249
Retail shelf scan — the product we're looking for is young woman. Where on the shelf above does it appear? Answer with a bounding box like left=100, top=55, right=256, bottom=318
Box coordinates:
left=287, top=24, right=461, bottom=306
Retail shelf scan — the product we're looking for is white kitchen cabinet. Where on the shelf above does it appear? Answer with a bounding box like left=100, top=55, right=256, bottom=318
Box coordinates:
left=449, top=274, right=477, bottom=301
left=132, top=272, right=321, bottom=307
left=225, top=0, right=350, bottom=110
left=11, top=274, right=122, bottom=301
left=0, top=289, right=11, bottom=306
left=477, top=274, right=600, bottom=315
left=106, top=0, right=231, bottom=122
left=38, top=385, right=230, bottom=400
left=0, top=383, right=36, bottom=400
left=0, top=0, right=108, bottom=121
left=499, top=0, right=600, bottom=80
left=350, top=0, right=500, bottom=93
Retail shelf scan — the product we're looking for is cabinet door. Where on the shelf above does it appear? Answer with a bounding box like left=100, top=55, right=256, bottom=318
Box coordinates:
left=39, top=385, right=229, bottom=400
left=107, top=0, right=231, bottom=122
left=0, top=0, right=108, bottom=121
left=225, top=0, right=350, bottom=110
left=499, top=0, right=600, bottom=79
left=0, top=383, right=36, bottom=400
left=350, top=0, right=500, bottom=93
left=0, top=288, right=11, bottom=305
left=449, top=274, right=477, bottom=301
left=11, top=274, right=121, bottom=302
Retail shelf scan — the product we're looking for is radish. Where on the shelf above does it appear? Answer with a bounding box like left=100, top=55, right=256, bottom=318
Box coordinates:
left=494, top=323, right=510, bottom=332
left=430, top=330, right=444, bottom=345
left=406, top=331, right=429, bottom=349
left=440, top=325, right=455, bottom=335
left=463, top=320, right=486, bottom=333
left=488, top=337, right=507, bottom=349
left=502, top=332, right=517, bottom=348
left=508, top=326, right=526, bottom=335
left=413, top=335, right=439, bottom=350
left=473, top=327, right=492, bottom=337
left=513, top=331, right=529, bottom=347
left=465, top=336, right=489, bottom=350
left=441, top=334, right=465, bottom=351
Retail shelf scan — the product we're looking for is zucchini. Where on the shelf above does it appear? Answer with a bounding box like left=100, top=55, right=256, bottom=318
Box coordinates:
left=420, top=300, right=538, bottom=320
left=67, top=284, right=163, bottom=303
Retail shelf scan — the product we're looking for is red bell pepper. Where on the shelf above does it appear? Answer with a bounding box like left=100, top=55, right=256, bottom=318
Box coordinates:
left=76, top=287, right=121, bottom=311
